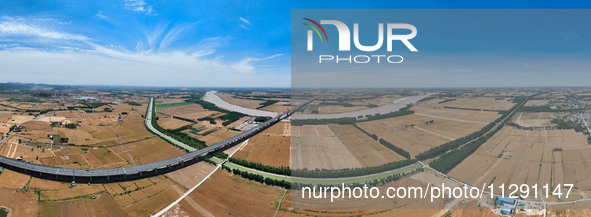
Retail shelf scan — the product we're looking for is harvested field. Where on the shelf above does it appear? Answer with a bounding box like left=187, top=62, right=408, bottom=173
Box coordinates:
left=329, top=124, right=406, bottom=165
left=37, top=193, right=127, bottom=217
left=39, top=184, right=105, bottom=201
left=291, top=125, right=362, bottom=170
left=156, top=117, right=191, bottom=130
left=356, top=114, right=487, bottom=157
left=0, top=168, right=30, bottom=189
left=234, top=133, right=290, bottom=167
left=166, top=162, right=216, bottom=189
left=124, top=187, right=180, bottom=216
left=199, top=129, right=239, bottom=145
left=449, top=126, right=591, bottom=200
left=439, top=97, right=515, bottom=111
left=260, top=102, right=293, bottom=113
left=123, top=137, right=185, bottom=164
left=411, top=107, right=500, bottom=123
left=11, top=191, right=38, bottom=217
left=178, top=170, right=285, bottom=217
left=29, top=177, right=71, bottom=191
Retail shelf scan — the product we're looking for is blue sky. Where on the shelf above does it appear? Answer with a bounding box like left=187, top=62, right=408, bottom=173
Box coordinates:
left=1, top=0, right=591, bottom=87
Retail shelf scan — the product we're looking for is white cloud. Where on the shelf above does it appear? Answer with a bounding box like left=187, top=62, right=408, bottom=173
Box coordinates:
left=0, top=47, right=289, bottom=87
left=124, top=0, right=156, bottom=15
left=239, top=17, right=251, bottom=25
left=0, top=18, right=89, bottom=41
left=0, top=16, right=288, bottom=87
left=96, top=11, right=107, bottom=20
left=239, top=17, right=251, bottom=30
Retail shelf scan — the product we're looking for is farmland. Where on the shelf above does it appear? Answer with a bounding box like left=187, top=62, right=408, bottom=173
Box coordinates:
left=355, top=113, right=493, bottom=157
left=291, top=124, right=409, bottom=170
left=234, top=122, right=291, bottom=167
left=173, top=170, right=286, bottom=217
left=449, top=126, right=591, bottom=201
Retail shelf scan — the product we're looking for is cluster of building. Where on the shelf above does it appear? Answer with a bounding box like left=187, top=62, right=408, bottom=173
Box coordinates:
left=494, top=196, right=546, bottom=216
left=548, top=97, right=591, bottom=110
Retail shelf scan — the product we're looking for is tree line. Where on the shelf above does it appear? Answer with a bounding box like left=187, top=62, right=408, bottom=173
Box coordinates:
left=352, top=123, right=410, bottom=159
left=229, top=157, right=291, bottom=175
left=222, top=165, right=291, bottom=188
left=293, top=159, right=417, bottom=178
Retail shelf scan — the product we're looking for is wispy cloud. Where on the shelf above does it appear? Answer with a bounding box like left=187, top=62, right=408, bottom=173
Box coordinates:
left=239, top=17, right=251, bottom=30
left=124, top=0, right=156, bottom=16
left=0, top=17, right=89, bottom=41
left=95, top=11, right=107, bottom=20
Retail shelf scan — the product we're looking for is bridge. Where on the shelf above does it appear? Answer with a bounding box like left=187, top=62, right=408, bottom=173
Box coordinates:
left=0, top=97, right=311, bottom=183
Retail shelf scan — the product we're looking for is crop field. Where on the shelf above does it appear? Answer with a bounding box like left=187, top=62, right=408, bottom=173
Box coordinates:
left=156, top=117, right=191, bottom=130
left=156, top=103, right=216, bottom=119
left=121, top=137, right=185, bottom=164
left=39, top=184, right=105, bottom=201
left=438, top=97, right=515, bottom=111
left=165, top=161, right=216, bottom=189
left=234, top=132, right=290, bottom=167
left=198, top=129, right=240, bottom=145
left=329, top=124, right=406, bottom=165
left=411, top=106, right=500, bottom=123
left=101, top=177, right=181, bottom=216
left=10, top=191, right=38, bottom=217
left=155, top=102, right=194, bottom=108
left=291, top=125, right=363, bottom=169
left=260, top=101, right=293, bottom=112
left=449, top=126, right=591, bottom=201
left=37, top=193, right=128, bottom=217
left=356, top=114, right=488, bottom=157
left=174, top=170, right=285, bottom=217
left=0, top=168, right=31, bottom=189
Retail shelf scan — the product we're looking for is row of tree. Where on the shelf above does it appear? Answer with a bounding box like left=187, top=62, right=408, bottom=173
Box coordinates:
left=293, top=159, right=417, bottom=178
left=352, top=123, right=411, bottom=159
left=229, top=157, right=291, bottom=175
left=378, top=138, right=411, bottom=159
left=222, top=165, right=291, bottom=188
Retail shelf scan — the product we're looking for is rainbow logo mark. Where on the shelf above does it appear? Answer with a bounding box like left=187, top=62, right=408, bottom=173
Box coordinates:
left=303, top=18, right=328, bottom=42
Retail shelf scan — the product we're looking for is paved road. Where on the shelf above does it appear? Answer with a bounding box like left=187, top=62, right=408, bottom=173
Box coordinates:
left=203, top=91, right=278, bottom=117
left=291, top=94, right=433, bottom=120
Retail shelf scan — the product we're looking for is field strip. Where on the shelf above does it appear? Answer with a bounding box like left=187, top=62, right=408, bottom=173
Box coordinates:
left=9, top=143, right=18, bottom=158
left=152, top=139, right=250, bottom=217
left=414, top=112, right=488, bottom=124
left=413, top=126, right=454, bottom=141
left=470, top=153, right=505, bottom=186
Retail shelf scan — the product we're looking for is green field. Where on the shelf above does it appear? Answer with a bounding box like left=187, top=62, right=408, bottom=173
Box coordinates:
left=155, top=102, right=194, bottom=108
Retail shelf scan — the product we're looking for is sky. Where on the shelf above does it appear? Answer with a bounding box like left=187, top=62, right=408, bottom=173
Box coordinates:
left=1, top=0, right=591, bottom=88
